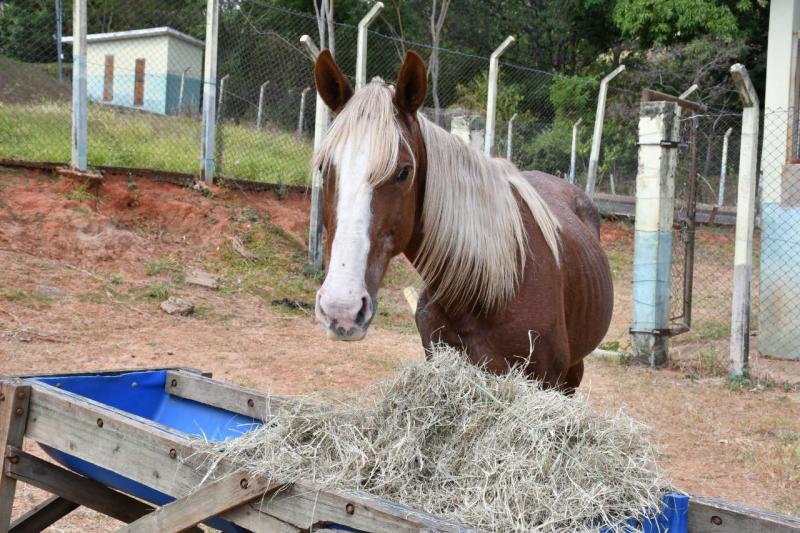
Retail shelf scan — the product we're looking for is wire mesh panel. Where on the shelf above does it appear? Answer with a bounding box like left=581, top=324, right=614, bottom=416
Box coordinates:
left=758, top=108, right=800, bottom=359
left=0, top=2, right=73, bottom=164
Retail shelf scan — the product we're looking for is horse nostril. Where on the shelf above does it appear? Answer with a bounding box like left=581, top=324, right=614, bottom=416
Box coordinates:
left=354, top=296, right=370, bottom=327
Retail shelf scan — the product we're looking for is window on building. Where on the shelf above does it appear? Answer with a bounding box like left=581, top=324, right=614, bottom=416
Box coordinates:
left=103, top=55, right=114, bottom=102
left=134, top=58, right=145, bottom=106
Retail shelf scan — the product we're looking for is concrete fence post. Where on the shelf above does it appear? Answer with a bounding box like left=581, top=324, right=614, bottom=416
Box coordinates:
left=569, top=117, right=582, bottom=184
left=729, top=64, right=760, bottom=378
left=178, top=67, right=191, bottom=114
left=505, top=113, right=518, bottom=160
left=586, top=64, right=625, bottom=196
left=630, top=100, right=680, bottom=366
left=200, top=0, right=220, bottom=184
left=297, top=87, right=311, bottom=137
left=355, top=2, right=383, bottom=90
left=301, top=34, right=329, bottom=272
left=256, top=81, right=270, bottom=131
left=70, top=0, right=87, bottom=171
left=484, top=35, right=515, bottom=156
left=718, top=127, right=733, bottom=207
left=55, top=0, right=64, bottom=81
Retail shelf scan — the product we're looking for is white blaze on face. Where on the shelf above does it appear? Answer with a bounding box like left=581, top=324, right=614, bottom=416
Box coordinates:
left=319, top=135, right=373, bottom=317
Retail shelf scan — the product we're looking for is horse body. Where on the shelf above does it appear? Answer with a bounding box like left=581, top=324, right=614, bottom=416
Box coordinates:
left=412, top=171, right=613, bottom=391
left=311, top=49, right=613, bottom=392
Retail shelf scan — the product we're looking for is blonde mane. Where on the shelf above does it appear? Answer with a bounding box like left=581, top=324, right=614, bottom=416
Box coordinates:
left=314, top=79, right=561, bottom=313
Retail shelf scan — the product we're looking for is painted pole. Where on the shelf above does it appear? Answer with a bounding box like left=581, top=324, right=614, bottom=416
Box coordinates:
left=484, top=35, right=515, bottom=156
left=718, top=127, right=733, bottom=207
left=569, top=117, right=582, bottom=184
left=70, top=0, right=87, bottom=171
left=297, top=87, right=311, bottom=137
left=505, top=113, right=518, bottom=160
left=355, top=2, right=383, bottom=90
left=729, top=64, right=760, bottom=378
left=218, top=74, right=229, bottom=107
left=301, top=34, right=329, bottom=272
left=200, top=0, right=220, bottom=184
left=609, top=172, right=616, bottom=195
left=55, top=0, right=63, bottom=81
left=630, top=100, right=680, bottom=367
left=586, top=64, right=625, bottom=196
left=256, top=81, right=270, bottom=131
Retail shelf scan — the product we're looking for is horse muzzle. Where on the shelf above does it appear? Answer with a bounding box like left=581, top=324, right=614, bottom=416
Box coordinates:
left=315, top=288, right=375, bottom=341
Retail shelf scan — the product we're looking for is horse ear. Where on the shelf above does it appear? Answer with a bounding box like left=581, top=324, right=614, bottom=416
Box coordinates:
left=394, top=51, right=427, bottom=114
left=315, top=49, right=353, bottom=112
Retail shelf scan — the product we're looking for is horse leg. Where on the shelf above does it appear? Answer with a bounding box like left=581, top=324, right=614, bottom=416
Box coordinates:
left=561, top=359, right=584, bottom=396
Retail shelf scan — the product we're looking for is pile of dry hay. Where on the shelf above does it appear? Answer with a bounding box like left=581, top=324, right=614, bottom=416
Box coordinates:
left=203, top=345, right=669, bottom=532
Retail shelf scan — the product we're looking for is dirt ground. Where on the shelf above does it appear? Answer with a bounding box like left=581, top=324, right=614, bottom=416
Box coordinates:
left=1, top=167, right=798, bottom=531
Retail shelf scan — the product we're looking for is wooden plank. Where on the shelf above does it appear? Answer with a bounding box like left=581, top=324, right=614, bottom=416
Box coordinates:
left=103, top=54, right=114, bottom=101
left=4, top=447, right=153, bottom=524
left=133, top=58, right=145, bottom=106
left=118, top=472, right=282, bottom=532
left=166, top=370, right=298, bottom=421
left=7, top=367, right=211, bottom=380
left=689, top=495, right=800, bottom=532
left=9, top=496, right=78, bottom=533
left=23, top=381, right=469, bottom=532
left=0, top=380, right=31, bottom=529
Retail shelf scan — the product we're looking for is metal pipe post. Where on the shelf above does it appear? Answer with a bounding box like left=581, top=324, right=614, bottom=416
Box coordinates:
left=355, top=2, right=383, bottom=90
left=217, top=74, right=229, bottom=107
left=569, top=117, right=583, bottom=184
left=297, top=87, right=311, bottom=137
left=70, top=0, right=87, bottom=171
left=302, top=35, right=329, bottom=272
left=55, top=0, right=63, bottom=81
left=256, top=81, right=270, bottom=130
left=586, top=64, right=625, bottom=195
left=178, top=67, right=191, bottom=114
left=200, top=0, right=220, bottom=184
left=729, top=64, right=760, bottom=378
left=718, top=127, right=733, bottom=207
left=484, top=35, right=515, bottom=156
left=505, top=113, right=518, bottom=160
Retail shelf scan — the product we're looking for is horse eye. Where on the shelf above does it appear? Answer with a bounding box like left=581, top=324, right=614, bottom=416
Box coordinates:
left=396, top=168, right=410, bottom=183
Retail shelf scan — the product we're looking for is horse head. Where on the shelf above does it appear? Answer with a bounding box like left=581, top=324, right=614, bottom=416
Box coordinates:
left=312, top=50, right=427, bottom=341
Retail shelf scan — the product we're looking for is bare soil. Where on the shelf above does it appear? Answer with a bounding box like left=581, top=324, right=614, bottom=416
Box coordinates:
left=1, top=167, right=798, bottom=531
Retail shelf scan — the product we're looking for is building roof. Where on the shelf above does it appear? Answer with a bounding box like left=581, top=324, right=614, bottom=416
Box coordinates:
left=62, top=27, right=204, bottom=49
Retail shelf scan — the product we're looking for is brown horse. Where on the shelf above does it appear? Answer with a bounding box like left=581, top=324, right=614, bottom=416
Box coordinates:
left=312, top=49, right=613, bottom=392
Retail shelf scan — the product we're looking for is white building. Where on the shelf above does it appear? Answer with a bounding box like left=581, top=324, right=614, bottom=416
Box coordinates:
left=64, top=27, right=204, bottom=115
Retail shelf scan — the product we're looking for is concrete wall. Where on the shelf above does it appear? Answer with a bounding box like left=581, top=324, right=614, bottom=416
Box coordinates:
left=165, top=37, right=204, bottom=115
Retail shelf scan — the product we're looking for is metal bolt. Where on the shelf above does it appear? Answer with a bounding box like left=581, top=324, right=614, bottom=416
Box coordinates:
left=14, top=408, right=23, bottom=416
left=345, top=503, right=355, bottom=515
left=710, top=516, right=722, bottom=526
left=169, top=449, right=177, bottom=459
left=8, top=455, right=19, bottom=465
left=170, top=379, right=178, bottom=387
left=240, top=478, right=249, bottom=489
left=247, top=398, right=255, bottom=408
left=96, top=418, right=104, bottom=428
left=16, top=391, right=25, bottom=400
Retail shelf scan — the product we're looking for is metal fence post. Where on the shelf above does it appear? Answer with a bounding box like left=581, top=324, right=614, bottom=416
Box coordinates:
left=178, top=67, right=191, bottom=114
left=55, top=0, right=64, bottom=81
left=630, top=99, right=680, bottom=367
left=484, top=35, right=515, bottom=156
left=505, top=113, right=517, bottom=160
left=586, top=64, right=625, bottom=196
left=718, top=127, right=733, bottom=207
left=70, top=0, right=87, bottom=171
left=729, top=64, right=760, bottom=378
left=256, top=81, right=270, bottom=131
left=297, top=87, right=311, bottom=137
left=355, top=2, right=383, bottom=90
left=200, top=0, right=220, bottom=185
left=569, top=117, right=582, bottom=184
left=301, top=34, right=329, bottom=272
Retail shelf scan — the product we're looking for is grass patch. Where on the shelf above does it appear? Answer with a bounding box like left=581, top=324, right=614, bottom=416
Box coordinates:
left=142, top=283, right=170, bottom=301
left=0, top=102, right=313, bottom=185
left=77, top=291, right=104, bottom=304
left=66, top=181, right=98, bottom=203
left=145, top=256, right=185, bottom=283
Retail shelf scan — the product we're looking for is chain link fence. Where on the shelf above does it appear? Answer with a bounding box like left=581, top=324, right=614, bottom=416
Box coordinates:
left=758, top=108, right=800, bottom=359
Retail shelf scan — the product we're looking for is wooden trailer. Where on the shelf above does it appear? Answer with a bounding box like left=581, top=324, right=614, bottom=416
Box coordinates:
left=1, top=368, right=799, bottom=532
